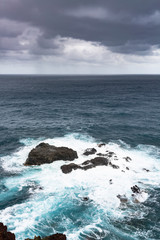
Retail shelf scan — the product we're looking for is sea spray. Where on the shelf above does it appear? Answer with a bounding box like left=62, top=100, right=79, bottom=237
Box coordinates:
left=0, top=134, right=160, bottom=239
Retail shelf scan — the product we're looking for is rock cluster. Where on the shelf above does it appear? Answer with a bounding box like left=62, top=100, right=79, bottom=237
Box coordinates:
left=24, top=143, right=133, bottom=174
left=61, top=157, right=109, bottom=174
left=24, top=143, right=78, bottom=166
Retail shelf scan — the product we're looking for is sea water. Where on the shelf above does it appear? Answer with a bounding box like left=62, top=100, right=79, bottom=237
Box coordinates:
left=0, top=75, right=160, bottom=239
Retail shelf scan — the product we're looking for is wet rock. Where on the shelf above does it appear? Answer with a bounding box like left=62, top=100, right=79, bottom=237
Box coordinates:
left=109, top=162, right=119, bottom=169
left=81, top=197, right=89, bottom=201
left=97, top=143, right=106, bottom=147
left=61, top=157, right=109, bottom=174
left=87, top=157, right=109, bottom=166
left=109, top=179, right=113, bottom=184
left=142, top=168, right=150, bottom=172
left=61, top=163, right=81, bottom=174
left=124, top=156, right=132, bottom=162
left=25, top=233, right=66, bottom=240
left=83, top=148, right=97, bottom=156
left=107, top=152, right=115, bottom=157
left=24, top=143, right=78, bottom=166
left=0, top=222, right=15, bottom=240
left=96, top=153, right=108, bottom=157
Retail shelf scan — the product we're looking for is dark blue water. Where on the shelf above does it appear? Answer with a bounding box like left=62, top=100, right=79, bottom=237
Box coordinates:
left=0, top=75, right=160, bottom=156
left=0, top=75, right=160, bottom=240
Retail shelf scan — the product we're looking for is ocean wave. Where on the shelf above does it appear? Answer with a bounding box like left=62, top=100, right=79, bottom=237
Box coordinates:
left=0, top=133, right=160, bottom=239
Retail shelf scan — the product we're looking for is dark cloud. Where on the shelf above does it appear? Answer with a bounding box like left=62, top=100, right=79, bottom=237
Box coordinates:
left=0, top=0, right=160, bottom=59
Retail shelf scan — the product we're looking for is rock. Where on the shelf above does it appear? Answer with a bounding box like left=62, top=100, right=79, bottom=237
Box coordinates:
left=61, top=157, right=109, bottom=174
left=83, top=148, right=97, bottom=156
left=0, top=223, right=66, bottom=240
left=25, top=233, right=66, bottom=240
left=97, top=143, right=105, bottom=147
left=124, top=156, right=132, bottom=162
left=89, top=157, right=109, bottom=166
left=81, top=197, right=89, bottom=201
left=109, top=179, right=113, bottom=184
left=43, top=234, right=66, bottom=240
left=96, top=153, right=108, bottom=157
left=24, top=143, right=78, bottom=166
left=61, top=163, right=81, bottom=174
left=107, top=152, right=115, bottom=157
left=0, top=222, right=15, bottom=240
left=142, top=168, right=150, bottom=172
left=109, top=162, right=119, bottom=169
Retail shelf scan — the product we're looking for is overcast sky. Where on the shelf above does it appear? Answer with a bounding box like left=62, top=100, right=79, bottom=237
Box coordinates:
left=0, top=0, right=160, bottom=74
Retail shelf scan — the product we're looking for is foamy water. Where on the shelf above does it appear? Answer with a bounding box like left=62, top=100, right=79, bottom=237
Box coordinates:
left=0, top=133, right=160, bottom=239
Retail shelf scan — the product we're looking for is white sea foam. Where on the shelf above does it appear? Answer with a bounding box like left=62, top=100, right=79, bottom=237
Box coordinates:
left=0, top=133, right=160, bottom=239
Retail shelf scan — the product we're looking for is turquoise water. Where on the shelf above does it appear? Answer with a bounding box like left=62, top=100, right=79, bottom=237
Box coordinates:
left=0, top=75, right=160, bottom=239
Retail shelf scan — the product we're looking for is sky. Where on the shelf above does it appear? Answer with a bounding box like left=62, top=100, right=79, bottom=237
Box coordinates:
left=0, top=0, right=160, bottom=74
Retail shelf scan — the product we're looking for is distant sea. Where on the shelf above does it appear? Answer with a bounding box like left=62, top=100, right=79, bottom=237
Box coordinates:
left=0, top=75, right=160, bottom=239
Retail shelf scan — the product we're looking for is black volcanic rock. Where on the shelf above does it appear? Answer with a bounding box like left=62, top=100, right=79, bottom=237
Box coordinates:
left=24, top=143, right=78, bottom=166
left=25, top=233, right=66, bottom=240
left=61, top=157, right=109, bottom=174
left=61, top=163, right=82, bottom=174
left=0, top=222, right=15, bottom=240
left=83, top=148, right=97, bottom=156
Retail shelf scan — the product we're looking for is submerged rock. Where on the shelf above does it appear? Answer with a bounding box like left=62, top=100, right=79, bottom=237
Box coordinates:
left=24, top=143, right=78, bottom=166
left=0, top=223, right=15, bottom=240
left=61, top=157, right=109, bottom=174
left=83, top=148, right=97, bottom=156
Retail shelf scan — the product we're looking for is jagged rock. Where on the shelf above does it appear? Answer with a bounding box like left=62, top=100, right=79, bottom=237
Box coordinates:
left=0, top=223, right=15, bottom=240
left=24, top=143, right=78, bottom=166
left=25, top=233, right=66, bottom=240
left=83, top=148, right=97, bottom=156
left=61, top=157, right=109, bottom=174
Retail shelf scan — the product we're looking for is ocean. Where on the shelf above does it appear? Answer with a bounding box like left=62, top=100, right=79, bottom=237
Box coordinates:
left=0, top=75, right=160, bottom=239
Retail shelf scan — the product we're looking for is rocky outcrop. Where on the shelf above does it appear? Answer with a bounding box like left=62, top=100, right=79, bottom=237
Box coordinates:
left=0, top=223, right=15, bottom=240
left=25, top=233, right=66, bottom=240
left=61, top=157, right=109, bottom=174
left=83, top=148, right=97, bottom=156
left=24, top=143, right=78, bottom=166
left=0, top=223, right=66, bottom=240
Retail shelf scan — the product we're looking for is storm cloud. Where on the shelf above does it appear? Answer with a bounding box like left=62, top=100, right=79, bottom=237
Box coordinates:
left=0, top=0, right=160, bottom=73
